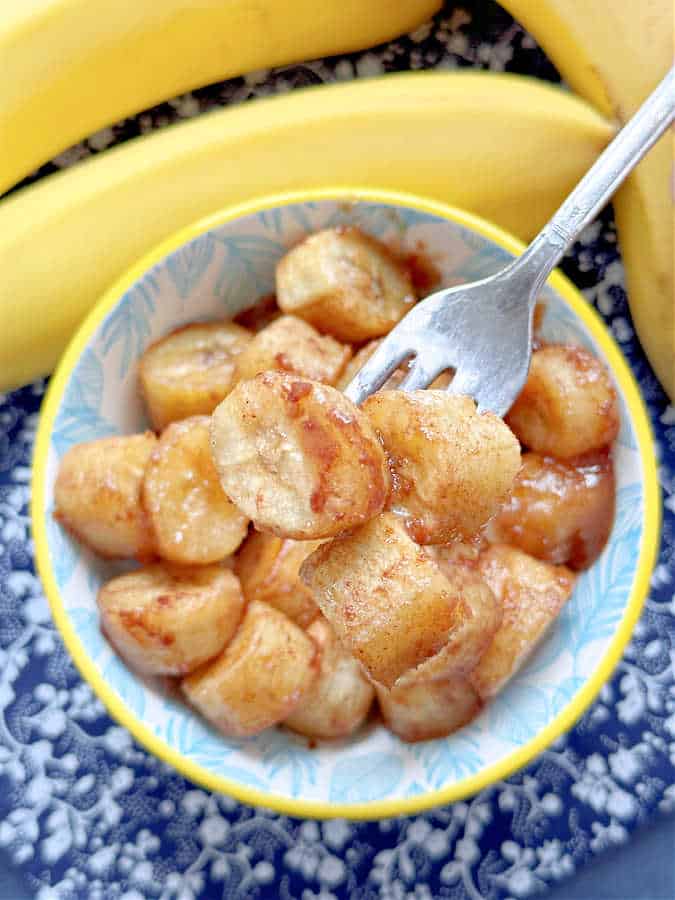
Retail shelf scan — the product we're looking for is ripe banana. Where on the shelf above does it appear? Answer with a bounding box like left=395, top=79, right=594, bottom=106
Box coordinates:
left=0, top=0, right=441, bottom=195
left=499, top=0, right=674, bottom=396
left=0, top=72, right=613, bottom=392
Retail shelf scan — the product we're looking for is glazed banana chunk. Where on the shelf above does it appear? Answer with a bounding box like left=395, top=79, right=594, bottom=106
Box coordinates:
left=182, top=600, right=319, bottom=737
left=397, top=553, right=501, bottom=685
left=98, top=563, right=244, bottom=676
left=54, top=432, right=156, bottom=560
left=376, top=678, right=481, bottom=743
left=276, top=227, right=415, bottom=342
left=506, top=344, right=620, bottom=458
left=234, top=314, right=351, bottom=385
left=301, top=513, right=495, bottom=688
left=142, top=416, right=248, bottom=565
left=488, top=450, right=615, bottom=569
left=470, top=545, right=576, bottom=699
left=210, top=372, right=390, bottom=539
left=235, top=531, right=321, bottom=628
left=139, top=321, right=252, bottom=430
left=363, top=391, right=521, bottom=544
left=285, top=617, right=375, bottom=739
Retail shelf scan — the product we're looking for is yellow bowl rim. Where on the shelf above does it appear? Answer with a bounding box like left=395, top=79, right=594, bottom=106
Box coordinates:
left=31, top=185, right=661, bottom=820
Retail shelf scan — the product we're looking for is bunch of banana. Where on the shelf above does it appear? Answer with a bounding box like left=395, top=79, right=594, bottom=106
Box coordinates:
left=0, top=0, right=442, bottom=194
left=0, top=1, right=670, bottom=395
left=500, top=0, right=673, bottom=396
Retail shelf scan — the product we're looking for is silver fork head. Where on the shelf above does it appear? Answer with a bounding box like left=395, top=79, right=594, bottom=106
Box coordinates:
left=343, top=271, right=534, bottom=417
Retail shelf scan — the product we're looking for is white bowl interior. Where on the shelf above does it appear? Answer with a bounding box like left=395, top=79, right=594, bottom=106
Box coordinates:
left=40, top=199, right=645, bottom=807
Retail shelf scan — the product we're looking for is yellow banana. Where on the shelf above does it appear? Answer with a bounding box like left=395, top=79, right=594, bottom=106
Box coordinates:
left=0, top=0, right=441, bottom=195
left=499, top=0, right=674, bottom=396
left=0, top=72, right=613, bottom=392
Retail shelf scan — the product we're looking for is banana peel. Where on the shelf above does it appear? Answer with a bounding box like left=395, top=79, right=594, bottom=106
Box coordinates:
left=0, top=0, right=442, bottom=195
left=0, top=72, right=614, bottom=391
left=499, top=0, right=674, bottom=396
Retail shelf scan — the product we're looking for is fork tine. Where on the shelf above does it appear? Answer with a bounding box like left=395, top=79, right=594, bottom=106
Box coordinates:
left=444, top=368, right=481, bottom=401
left=343, top=337, right=412, bottom=405
left=397, top=357, right=445, bottom=392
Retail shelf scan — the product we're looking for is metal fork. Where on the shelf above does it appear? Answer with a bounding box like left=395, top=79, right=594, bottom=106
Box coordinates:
left=345, top=67, right=674, bottom=416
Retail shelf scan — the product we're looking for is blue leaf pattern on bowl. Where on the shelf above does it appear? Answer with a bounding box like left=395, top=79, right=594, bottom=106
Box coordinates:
left=100, top=273, right=159, bottom=378
left=165, top=234, right=215, bottom=299
left=488, top=682, right=550, bottom=744
left=329, top=752, right=404, bottom=803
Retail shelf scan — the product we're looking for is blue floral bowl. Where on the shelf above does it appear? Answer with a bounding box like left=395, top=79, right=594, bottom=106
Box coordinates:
left=32, top=188, right=659, bottom=819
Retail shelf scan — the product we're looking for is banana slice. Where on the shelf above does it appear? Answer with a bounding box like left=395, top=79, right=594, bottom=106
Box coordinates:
left=139, top=321, right=252, bottom=430
left=234, top=315, right=351, bottom=386
left=54, top=432, right=156, bottom=560
left=363, top=391, right=521, bottom=544
left=285, top=617, right=375, bottom=739
left=470, top=544, right=576, bottom=699
left=98, top=562, right=245, bottom=676
left=376, top=678, right=481, bottom=743
left=487, top=450, right=615, bottom=569
left=210, top=372, right=389, bottom=539
left=276, top=227, right=415, bottom=342
left=235, top=531, right=321, bottom=628
left=300, top=513, right=495, bottom=689
left=506, top=344, right=619, bottom=459
left=182, top=600, right=319, bottom=737
left=142, top=416, right=248, bottom=565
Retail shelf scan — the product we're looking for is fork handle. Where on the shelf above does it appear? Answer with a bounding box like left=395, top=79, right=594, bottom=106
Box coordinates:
left=510, top=66, right=674, bottom=297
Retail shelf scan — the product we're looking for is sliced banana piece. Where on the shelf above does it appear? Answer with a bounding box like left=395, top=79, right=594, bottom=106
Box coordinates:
left=488, top=449, right=615, bottom=569
left=376, top=678, right=481, bottom=742
left=300, top=513, right=491, bottom=689
left=139, top=321, right=252, bottom=430
left=210, top=372, right=389, bottom=539
left=506, top=344, right=619, bottom=459
left=235, top=531, right=321, bottom=628
left=285, top=617, right=375, bottom=739
left=98, top=562, right=245, bottom=676
left=276, top=227, right=415, bottom=342
left=234, top=314, right=351, bottom=385
left=142, top=416, right=248, bottom=565
left=363, top=390, right=521, bottom=544
left=54, top=432, right=156, bottom=560
left=470, top=544, right=576, bottom=699
left=182, top=600, right=319, bottom=737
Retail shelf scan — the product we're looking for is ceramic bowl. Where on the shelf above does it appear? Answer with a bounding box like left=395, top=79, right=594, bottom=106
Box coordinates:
left=32, top=188, right=659, bottom=819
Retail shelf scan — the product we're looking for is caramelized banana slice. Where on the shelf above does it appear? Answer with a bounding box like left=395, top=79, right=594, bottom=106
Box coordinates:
left=301, top=513, right=497, bottom=689
left=142, top=416, right=248, bottom=564
left=506, top=344, right=620, bottom=458
left=234, top=315, right=351, bottom=385
left=285, top=617, right=375, bottom=739
left=276, top=227, right=415, bottom=342
left=182, top=600, right=319, bottom=737
left=139, top=321, right=252, bottom=430
left=397, top=558, right=501, bottom=685
left=376, top=678, right=481, bottom=743
left=363, top=391, right=521, bottom=544
left=210, top=372, right=389, bottom=539
left=488, top=450, right=615, bottom=569
left=98, top=562, right=244, bottom=676
left=235, top=531, right=321, bottom=627
left=54, top=433, right=156, bottom=560
left=470, top=545, right=576, bottom=699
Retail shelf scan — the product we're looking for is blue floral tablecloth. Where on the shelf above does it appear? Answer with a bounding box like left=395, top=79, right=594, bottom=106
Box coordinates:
left=1, top=3, right=673, bottom=898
